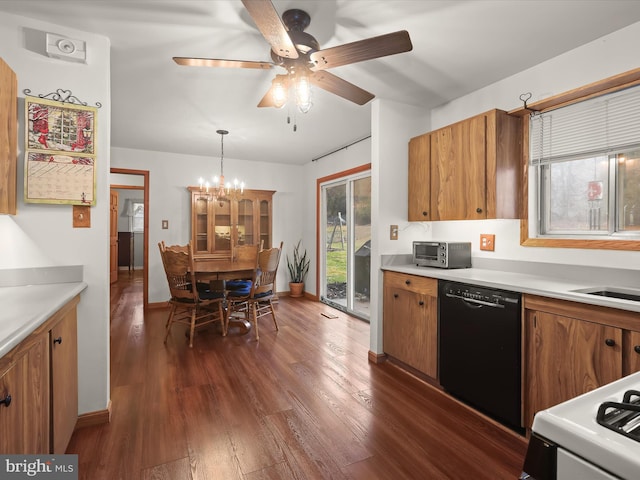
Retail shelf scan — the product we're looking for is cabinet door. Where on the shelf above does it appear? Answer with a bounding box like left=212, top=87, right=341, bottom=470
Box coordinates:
left=525, top=310, right=622, bottom=427
left=0, top=335, right=49, bottom=453
left=50, top=308, right=78, bottom=454
left=192, top=193, right=212, bottom=254
left=430, top=115, right=487, bottom=220
left=0, top=58, right=17, bottom=215
left=383, top=284, right=437, bottom=378
left=258, top=196, right=272, bottom=249
left=408, top=133, right=431, bottom=221
left=213, top=198, right=232, bottom=253
left=624, top=330, right=640, bottom=375
left=237, top=197, right=254, bottom=245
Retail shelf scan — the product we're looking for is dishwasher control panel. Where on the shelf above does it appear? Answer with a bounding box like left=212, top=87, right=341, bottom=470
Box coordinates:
left=441, top=282, right=520, bottom=307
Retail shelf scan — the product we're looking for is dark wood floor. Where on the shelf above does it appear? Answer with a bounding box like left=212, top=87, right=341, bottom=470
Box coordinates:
left=67, top=270, right=527, bottom=479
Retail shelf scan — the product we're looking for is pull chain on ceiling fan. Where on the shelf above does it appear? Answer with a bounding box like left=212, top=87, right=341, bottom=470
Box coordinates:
left=173, top=0, right=413, bottom=114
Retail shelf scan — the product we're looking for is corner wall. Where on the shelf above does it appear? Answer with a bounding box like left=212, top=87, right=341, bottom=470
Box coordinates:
left=0, top=12, right=111, bottom=414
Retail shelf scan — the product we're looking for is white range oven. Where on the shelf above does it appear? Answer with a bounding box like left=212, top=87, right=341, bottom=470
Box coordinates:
left=520, top=371, right=640, bottom=480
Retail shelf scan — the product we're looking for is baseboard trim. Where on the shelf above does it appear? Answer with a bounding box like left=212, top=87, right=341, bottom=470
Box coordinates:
left=147, top=301, right=169, bottom=310
left=368, top=350, right=386, bottom=364
left=75, top=400, right=112, bottom=430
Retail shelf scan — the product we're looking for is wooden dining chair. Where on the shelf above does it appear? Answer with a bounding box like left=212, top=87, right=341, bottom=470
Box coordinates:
left=232, top=243, right=259, bottom=263
left=158, top=241, right=226, bottom=347
left=225, top=242, right=283, bottom=340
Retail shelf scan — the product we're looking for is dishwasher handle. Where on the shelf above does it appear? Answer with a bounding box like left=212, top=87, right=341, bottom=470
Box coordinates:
left=444, top=292, right=505, bottom=308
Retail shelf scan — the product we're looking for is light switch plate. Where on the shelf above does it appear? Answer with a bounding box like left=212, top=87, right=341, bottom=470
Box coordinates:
left=162, top=220, right=169, bottom=229
left=390, top=224, right=398, bottom=240
left=480, top=234, right=495, bottom=251
left=73, top=205, right=90, bottom=228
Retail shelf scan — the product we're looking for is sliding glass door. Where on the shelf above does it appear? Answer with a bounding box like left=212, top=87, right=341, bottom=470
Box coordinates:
left=320, top=170, right=371, bottom=320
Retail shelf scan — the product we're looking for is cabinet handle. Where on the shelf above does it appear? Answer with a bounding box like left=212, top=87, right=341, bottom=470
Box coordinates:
left=634, top=345, right=640, bottom=354
left=422, top=211, right=428, bottom=217
left=0, top=394, right=11, bottom=407
left=393, top=293, right=398, bottom=298
left=405, top=280, right=411, bottom=285
left=53, top=336, right=63, bottom=345
left=605, top=338, right=616, bottom=347
left=418, top=300, right=424, bottom=306
left=476, top=207, right=483, bottom=213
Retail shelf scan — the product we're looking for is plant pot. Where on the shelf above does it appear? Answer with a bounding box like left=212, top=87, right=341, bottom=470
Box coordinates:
left=289, top=282, right=304, bottom=298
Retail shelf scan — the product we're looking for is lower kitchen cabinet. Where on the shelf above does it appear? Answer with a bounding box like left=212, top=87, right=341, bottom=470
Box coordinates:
left=624, top=330, right=640, bottom=375
left=383, top=271, right=438, bottom=378
left=0, top=333, right=49, bottom=453
left=50, top=302, right=78, bottom=454
left=523, top=294, right=639, bottom=429
left=0, top=294, right=80, bottom=453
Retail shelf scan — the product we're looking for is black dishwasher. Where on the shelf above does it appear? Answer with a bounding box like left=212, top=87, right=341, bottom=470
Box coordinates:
left=438, top=280, right=522, bottom=432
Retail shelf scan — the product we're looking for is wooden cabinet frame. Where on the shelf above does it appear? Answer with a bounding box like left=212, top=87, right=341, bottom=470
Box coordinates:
left=408, top=109, right=521, bottom=221
left=383, top=271, right=438, bottom=378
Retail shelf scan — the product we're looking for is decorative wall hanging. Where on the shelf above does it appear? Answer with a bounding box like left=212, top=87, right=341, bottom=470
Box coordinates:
left=23, top=90, right=98, bottom=205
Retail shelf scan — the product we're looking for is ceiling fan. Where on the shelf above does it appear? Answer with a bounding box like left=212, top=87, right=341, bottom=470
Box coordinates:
left=173, top=0, right=413, bottom=110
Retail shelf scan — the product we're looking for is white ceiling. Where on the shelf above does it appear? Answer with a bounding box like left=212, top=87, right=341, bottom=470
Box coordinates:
left=2, top=0, right=640, bottom=165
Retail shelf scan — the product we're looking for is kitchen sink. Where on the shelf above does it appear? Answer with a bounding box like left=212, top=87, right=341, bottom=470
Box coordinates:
left=571, top=287, right=640, bottom=302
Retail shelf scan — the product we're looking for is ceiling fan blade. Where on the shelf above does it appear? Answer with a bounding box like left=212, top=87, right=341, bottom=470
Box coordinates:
left=257, top=74, right=289, bottom=107
left=173, top=57, right=273, bottom=69
left=309, top=30, right=412, bottom=71
left=309, top=71, right=375, bottom=106
left=241, top=0, right=299, bottom=59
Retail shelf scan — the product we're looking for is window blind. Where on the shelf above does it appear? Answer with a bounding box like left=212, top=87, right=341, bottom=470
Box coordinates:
left=530, top=83, right=640, bottom=165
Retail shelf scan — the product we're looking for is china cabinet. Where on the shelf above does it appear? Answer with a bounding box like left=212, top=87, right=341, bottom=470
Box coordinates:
left=189, top=187, right=274, bottom=259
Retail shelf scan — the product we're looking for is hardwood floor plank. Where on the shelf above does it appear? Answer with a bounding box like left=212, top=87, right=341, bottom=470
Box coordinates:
left=141, top=457, right=193, bottom=480
left=67, top=271, right=527, bottom=479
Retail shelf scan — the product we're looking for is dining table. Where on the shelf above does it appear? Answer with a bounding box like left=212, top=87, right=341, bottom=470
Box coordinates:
left=193, top=256, right=256, bottom=333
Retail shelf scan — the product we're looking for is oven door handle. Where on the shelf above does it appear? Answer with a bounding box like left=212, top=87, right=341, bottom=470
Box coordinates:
left=445, top=293, right=504, bottom=308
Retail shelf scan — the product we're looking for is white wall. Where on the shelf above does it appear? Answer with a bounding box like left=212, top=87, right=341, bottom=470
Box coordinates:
left=424, top=21, right=640, bottom=270
left=364, top=21, right=640, bottom=356
left=370, top=99, right=430, bottom=352
left=302, top=137, right=373, bottom=295
left=110, top=146, right=305, bottom=302
left=0, top=13, right=111, bottom=414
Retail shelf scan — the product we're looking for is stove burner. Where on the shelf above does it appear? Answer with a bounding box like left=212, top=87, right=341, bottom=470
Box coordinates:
left=597, top=389, right=640, bottom=442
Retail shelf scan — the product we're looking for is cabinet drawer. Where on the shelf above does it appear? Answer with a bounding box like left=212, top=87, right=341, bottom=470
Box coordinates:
left=384, top=271, right=437, bottom=296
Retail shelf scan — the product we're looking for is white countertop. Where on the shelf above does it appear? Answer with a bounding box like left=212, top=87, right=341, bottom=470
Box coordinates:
left=381, top=261, right=640, bottom=314
left=0, top=271, right=87, bottom=358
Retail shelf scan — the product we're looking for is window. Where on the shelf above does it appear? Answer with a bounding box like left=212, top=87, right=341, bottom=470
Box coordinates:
left=131, top=202, right=144, bottom=233
left=529, top=84, right=640, bottom=240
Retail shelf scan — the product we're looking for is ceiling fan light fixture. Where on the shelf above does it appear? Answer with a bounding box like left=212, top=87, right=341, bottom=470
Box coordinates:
left=295, top=70, right=312, bottom=114
left=272, top=77, right=288, bottom=109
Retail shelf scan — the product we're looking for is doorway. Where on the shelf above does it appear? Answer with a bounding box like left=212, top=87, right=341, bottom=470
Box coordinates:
left=110, top=168, right=149, bottom=309
left=318, top=165, right=371, bottom=320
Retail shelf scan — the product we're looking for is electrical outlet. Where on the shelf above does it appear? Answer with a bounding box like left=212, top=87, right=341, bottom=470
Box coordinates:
left=480, top=234, right=495, bottom=251
left=390, top=224, right=398, bottom=240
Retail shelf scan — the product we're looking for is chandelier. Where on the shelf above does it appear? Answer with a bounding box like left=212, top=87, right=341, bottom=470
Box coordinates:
left=198, top=129, right=245, bottom=201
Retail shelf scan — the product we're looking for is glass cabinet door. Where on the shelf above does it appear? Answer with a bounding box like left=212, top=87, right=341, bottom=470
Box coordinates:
left=237, top=198, right=254, bottom=246
left=193, top=194, right=210, bottom=254
left=259, top=199, right=271, bottom=249
left=213, top=198, right=232, bottom=252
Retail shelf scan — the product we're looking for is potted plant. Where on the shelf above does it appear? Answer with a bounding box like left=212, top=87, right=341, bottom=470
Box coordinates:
left=286, top=240, right=310, bottom=298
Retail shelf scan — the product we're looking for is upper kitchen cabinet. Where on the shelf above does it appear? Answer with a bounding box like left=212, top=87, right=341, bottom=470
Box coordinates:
left=408, top=133, right=431, bottom=221
left=189, top=187, right=274, bottom=259
left=409, top=109, right=521, bottom=221
left=0, top=58, right=17, bottom=215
